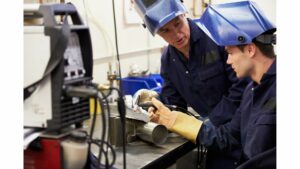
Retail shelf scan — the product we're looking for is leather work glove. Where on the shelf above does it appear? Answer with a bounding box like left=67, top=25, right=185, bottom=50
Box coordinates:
left=149, top=98, right=203, bottom=143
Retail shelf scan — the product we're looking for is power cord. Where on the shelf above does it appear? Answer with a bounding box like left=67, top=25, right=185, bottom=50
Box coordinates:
left=97, top=90, right=113, bottom=168
left=92, top=84, right=127, bottom=169
left=138, top=101, right=198, bottom=118
left=64, top=84, right=116, bottom=169
left=109, top=87, right=127, bottom=169
left=89, top=139, right=116, bottom=169
left=164, top=105, right=198, bottom=118
left=96, top=92, right=107, bottom=167
left=197, top=145, right=207, bottom=169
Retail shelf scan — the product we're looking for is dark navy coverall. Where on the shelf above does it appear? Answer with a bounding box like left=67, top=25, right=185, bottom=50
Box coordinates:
left=198, top=61, right=276, bottom=169
left=160, top=19, right=249, bottom=169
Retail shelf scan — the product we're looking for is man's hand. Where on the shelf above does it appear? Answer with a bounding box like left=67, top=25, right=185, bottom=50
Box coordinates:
left=148, top=97, right=178, bottom=129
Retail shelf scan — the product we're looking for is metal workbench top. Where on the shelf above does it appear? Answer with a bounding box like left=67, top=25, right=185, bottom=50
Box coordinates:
left=112, top=136, right=196, bottom=169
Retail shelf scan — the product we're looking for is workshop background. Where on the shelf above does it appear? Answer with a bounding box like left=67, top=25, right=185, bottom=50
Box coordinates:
left=21, top=0, right=279, bottom=169
left=24, top=0, right=275, bottom=85
left=0, top=0, right=297, bottom=168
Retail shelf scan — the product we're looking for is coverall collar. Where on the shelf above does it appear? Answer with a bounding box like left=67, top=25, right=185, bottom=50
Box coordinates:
left=251, top=59, right=276, bottom=87
left=265, top=59, right=276, bottom=75
left=261, top=59, right=276, bottom=82
left=187, top=18, right=203, bottom=45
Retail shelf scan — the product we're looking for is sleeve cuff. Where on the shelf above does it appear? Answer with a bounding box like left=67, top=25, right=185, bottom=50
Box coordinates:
left=170, top=111, right=203, bottom=143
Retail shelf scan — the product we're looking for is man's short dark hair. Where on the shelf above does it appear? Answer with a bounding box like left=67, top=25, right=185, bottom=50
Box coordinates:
left=236, top=42, right=276, bottom=59
left=237, top=30, right=276, bottom=59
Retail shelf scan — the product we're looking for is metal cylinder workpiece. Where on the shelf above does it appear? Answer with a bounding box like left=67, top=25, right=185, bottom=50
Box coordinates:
left=136, top=122, right=168, bottom=145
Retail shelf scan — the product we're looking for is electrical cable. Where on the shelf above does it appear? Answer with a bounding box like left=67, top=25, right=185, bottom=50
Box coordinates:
left=97, top=91, right=112, bottom=168
left=108, top=87, right=126, bottom=169
left=88, top=92, right=113, bottom=169
left=164, top=104, right=198, bottom=118
left=111, top=0, right=122, bottom=80
left=101, top=91, right=112, bottom=154
left=200, top=145, right=203, bottom=168
left=102, top=89, right=113, bottom=100
left=196, top=144, right=208, bottom=169
left=64, top=84, right=117, bottom=169
left=92, top=91, right=118, bottom=169
left=88, top=96, right=98, bottom=154
left=118, top=97, right=126, bottom=169
left=95, top=93, right=106, bottom=167
left=165, top=104, right=208, bottom=168
left=137, top=101, right=197, bottom=118
left=197, top=145, right=200, bottom=169
left=110, top=6, right=123, bottom=144
left=203, top=147, right=208, bottom=167
left=83, top=85, right=125, bottom=168
left=91, top=85, right=123, bottom=169
left=89, top=139, right=116, bottom=169
left=103, top=94, right=110, bottom=169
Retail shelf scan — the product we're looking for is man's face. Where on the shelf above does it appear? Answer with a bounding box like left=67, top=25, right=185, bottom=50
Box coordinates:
left=157, top=15, right=190, bottom=50
left=225, top=45, right=254, bottom=78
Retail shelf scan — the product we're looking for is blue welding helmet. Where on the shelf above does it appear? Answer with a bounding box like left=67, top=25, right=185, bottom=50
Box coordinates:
left=134, top=0, right=188, bottom=36
left=194, top=1, right=276, bottom=46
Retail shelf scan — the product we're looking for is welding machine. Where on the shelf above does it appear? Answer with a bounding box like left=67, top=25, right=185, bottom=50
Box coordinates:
left=24, top=3, right=93, bottom=132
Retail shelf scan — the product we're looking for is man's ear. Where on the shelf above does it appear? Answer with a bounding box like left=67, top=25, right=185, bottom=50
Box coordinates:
left=247, top=43, right=256, bottom=58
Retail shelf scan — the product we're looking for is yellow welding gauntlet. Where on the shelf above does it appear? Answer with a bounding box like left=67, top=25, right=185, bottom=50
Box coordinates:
left=149, top=98, right=203, bottom=143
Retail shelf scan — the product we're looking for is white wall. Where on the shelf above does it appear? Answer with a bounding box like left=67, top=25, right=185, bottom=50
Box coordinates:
left=66, top=0, right=167, bottom=85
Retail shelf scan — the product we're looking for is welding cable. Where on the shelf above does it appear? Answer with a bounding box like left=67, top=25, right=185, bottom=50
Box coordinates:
left=112, top=0, right=122, bottom=80
left=138, top=102, right=198, bottom=118
left=196, top=145, right=207, bottom=169
left=164, top=105, right=198, bottom=118
left=94, top=86, right=126, bottom=168
left=108, top=87, right=127, bottom=169
left=202, top=147, right=208, bottom=168
left=87, top=94, right=114, bottom=169
left=84, top=94, right=98, bottom=169
left=197, top=145, right=201, bottom=169
left=117, top=93, right=127, bottom=169
left=100, top=88, right=113, bottom=100
left=97, top=90, right=112, bottom=168
left=91, top=83, right=114, bottom=168
left=89, top=139, right=116, bottom=169
left=64, top=85, right=114, bottom=168
left=90, top=141, right=111, bottom=169
left=89, top=96, right=98, bottom=139
left=87, top=96, right=98, bottom=157
left=86, top=92, right=106, bottom=168
left=95, top=92, right=107, bottom=168
left=200, top=145, right=204, bottom=168
left=102, top=93, right=111, bottom=143
left=103, top=92, right=112, bottom=166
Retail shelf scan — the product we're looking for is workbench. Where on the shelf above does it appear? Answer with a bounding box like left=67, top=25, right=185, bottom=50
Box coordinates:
left=111, top=136, right=196, bottom=169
